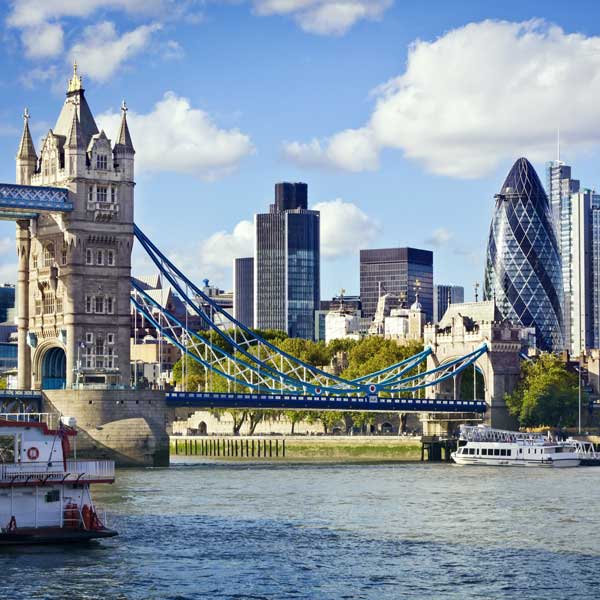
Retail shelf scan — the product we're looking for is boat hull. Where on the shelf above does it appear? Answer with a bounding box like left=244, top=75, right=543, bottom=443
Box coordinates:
left=451, top=453, right=580, bottom=468
left=0, top=527, right=118, bottom=546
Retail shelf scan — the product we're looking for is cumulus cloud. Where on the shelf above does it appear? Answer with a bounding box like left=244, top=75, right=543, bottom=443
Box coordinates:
left=68, top=21, right=162, bottom=82
left=313, top=199, right=380, bottom=257
left=253, top=0, right=392, bottom=35
left=285, top=20, right=600, bottom=178
left=20, top=22, right=64, bottom=58
left=200, top=220, right=255, bottom=271
left=284, top=128, right=379, bottom=171
left=97, top=92, right=254, bottom=179
left=425, top=228, right=453, bottom=247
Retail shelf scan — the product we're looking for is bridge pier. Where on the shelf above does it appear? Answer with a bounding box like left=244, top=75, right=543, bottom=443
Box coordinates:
left=42, top=389, right=169, bottom=467
left=16, top=219, right=31, bottom=389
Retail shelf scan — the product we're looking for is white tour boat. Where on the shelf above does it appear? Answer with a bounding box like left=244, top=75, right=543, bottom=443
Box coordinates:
left=0, top=413, right=117, bottom=544
left=451, top=424, right=580, bottom=468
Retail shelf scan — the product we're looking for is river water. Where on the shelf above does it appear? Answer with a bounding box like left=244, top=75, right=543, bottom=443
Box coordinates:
left=0, top=459, right=598, bottom=599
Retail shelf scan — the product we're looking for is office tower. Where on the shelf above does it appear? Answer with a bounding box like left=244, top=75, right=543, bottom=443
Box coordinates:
left=233, top=257, right=254, bottom=328
left=254, top=183, right=320, bottom=339
left=484, top=157, right=563, bottom=351
left=0, top=284, right=15, bottom=324
left=359, top=248, right=433, bottom=322
left=562, top=190, right=600, bottom=354
left=546, top=160, right=580, bottom=236
left=433, top=284, right=464, bottom=322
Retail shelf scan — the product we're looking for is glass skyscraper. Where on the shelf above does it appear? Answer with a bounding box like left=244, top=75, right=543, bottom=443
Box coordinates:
left=233, top=257, right=254, bottom=328
left=254, top=183, right=320, bottom=339
left=433, top=284, right=464, bottom=322
left=359, top=248, right=433, bottom=322
left=484, top=157, right=564, bottom=351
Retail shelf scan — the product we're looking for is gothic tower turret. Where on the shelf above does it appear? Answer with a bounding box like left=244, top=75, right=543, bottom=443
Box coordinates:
left=17, top=64, right=135, bottom=390
left=16, top=109, right=37, bottom=185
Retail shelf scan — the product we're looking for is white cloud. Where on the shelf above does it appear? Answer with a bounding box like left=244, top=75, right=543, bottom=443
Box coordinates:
left=68, top=21, right=162, bottom=82
left=425, top=228, right=453, bottom=247
left=7, top=0, right=164, bottom=28
left=313, top=199, right=379, bottom=257
left=200, top=220, right=255, bottom=270
left=252, top=0, right=392, bottom=35
left=20, top=22, right=64, bottom=58
left=284, top=127, right=379, bottom=171
left=285, top=20, right=600, bottom=178
left=97, top=91, right=255, bottom=179
left=163, top=39, right=185, bottom=60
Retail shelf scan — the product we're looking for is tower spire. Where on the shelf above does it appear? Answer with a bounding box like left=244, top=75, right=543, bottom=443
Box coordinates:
left=114, top=99, right=135, bottom=154
left=67, top=60, right=83, bottom=93
left=16, top=107, right=37, bottom=161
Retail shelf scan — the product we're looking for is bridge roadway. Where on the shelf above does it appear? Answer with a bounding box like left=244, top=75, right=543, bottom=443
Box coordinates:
left=165, top=391, right=487, bottom=413
left=0, top=389, right=486, bottom=414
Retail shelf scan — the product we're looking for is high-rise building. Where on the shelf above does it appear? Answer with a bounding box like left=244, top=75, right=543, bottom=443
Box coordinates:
left=254, top=183, right=320, bottom=339
left=433, top=284, right=464, bottom=322
left=484, top=158, right=564, bottom=351
left=359, top=248, right=433, bottom=322
left=546, top=160, right=580, bottom=236
left=0, top=284, right=16, bottom=324
left=233, top=257, right=254, bottom=328
left=561, top=189, right=600, bottom=354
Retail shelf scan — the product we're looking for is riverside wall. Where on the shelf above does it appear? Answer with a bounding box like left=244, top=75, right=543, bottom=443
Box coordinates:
left=42, top=389, right=170, bottom=467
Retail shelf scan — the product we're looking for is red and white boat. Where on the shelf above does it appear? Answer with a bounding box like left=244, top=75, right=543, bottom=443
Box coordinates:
left=0, top=413, right=117, bottom=544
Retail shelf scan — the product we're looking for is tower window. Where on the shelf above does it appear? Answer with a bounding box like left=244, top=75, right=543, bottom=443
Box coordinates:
left=32, top=254, right=38, bottom=269
left=95, top=297, right=105, bottom=314
left=96, top=250, right=104, bottom=265
left=85, top=332, right=94, bottom=344
left=97, top=186, right=108, bottom=203
left=85, top=295, right=92, bottom=313
left=111, top=187, right=117, bottom=203
left=96, top=155, right=108, bottom=170
left=86, top=248, right=93, bottom=265
left=107, top=250, right=115, bottom=266
left=107, top=333, right=114, bottom=344
left=43, top=292, right=55, bottom=315
left=61, top=242, right=68, bottom=266
left=43, top=244, right=54, bottom=268
left=106, top=297, right=114, bottom=314
left=88, top=186, right=94, bottom=203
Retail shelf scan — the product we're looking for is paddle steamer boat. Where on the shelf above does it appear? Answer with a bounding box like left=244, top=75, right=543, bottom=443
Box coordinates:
left=0, top=413, right=117, bottom=544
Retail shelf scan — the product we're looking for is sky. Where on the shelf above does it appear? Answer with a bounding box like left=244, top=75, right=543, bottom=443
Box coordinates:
left=2, top=0, right=600, bottom=300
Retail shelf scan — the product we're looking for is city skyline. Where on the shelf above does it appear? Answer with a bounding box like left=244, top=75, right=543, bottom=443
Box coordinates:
left=4, top=3, right=600, bottom=300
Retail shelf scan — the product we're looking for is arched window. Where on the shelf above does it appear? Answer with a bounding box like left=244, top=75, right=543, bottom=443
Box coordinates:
left=43, top=244, right=54, bottom=267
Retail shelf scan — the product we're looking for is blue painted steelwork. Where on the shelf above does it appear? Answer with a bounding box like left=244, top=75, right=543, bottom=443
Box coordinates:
left=0, top=389, right=42, bottom=413
left=165, top=391, right=487, bottom=413
left=0, top=183, right=72, bottom=219
left=133, top=225, right=489, bottom=395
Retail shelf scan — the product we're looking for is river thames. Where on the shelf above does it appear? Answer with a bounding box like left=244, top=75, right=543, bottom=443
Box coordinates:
left=0, top=460, right=598, bottom=599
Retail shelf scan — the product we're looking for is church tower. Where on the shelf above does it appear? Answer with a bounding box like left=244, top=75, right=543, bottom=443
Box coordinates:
left=16, top=64, right=135, bottom=389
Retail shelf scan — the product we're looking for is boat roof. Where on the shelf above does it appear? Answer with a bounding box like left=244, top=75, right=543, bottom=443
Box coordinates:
left=0, top=419, right=76, bottom=437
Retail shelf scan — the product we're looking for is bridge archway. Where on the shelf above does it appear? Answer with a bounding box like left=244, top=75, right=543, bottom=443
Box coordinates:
left=41, top=346, right=66, bottom=390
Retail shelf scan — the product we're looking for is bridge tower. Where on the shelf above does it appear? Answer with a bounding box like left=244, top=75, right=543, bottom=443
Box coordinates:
left=424, top=301, right=522, bottom=429
left=15, top=65, right=135, bottom=390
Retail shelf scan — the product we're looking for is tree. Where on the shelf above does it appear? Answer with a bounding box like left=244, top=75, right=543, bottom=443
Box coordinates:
left=284, top=410, right=309, bottom=434
left=505, top=353, right=579, bottom=428
left=0, top=377, right=6, bottom=390
left=351, top=411, right=375, bottom=434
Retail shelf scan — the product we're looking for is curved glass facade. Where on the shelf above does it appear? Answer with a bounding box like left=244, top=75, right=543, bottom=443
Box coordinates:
left=484, top=158, right=564, bottom=351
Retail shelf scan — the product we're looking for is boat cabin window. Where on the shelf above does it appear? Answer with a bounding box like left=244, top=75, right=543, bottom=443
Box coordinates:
left=45, top=490, right=60, bottom=503
left=555, top=447, right=563, bottom=453
left=0, top=435, right=16, bottom=462
left=481, top=448, right=487, bottom=455
left=494, top=449, right=500, bottom=456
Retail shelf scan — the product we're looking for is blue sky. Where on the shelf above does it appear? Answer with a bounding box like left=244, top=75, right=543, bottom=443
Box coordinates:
left=2, top=0, right=600, bottom=300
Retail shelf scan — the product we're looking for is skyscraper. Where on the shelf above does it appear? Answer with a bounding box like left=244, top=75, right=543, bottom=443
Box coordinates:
left=484, top=157, right=564, bottom=351
left=254, top=183, right=320, bottom=339
left=433, top=284, right=464, bottom=322
left=546, top=160, right=580, bottom=236
left=233, top=257, right=254, bottom=328
left=359, top=248, right=433, bottom=322
left=561, top=189, right=600, bottom=354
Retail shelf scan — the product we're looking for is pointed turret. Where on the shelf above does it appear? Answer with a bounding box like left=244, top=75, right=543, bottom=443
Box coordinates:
left=16, top=108, right=37, bottom=184
left=113, top=100, right=135, bottom=181
left=66, top=110, right=84, bottom=149
left=114, top=100, right=135, bottom=154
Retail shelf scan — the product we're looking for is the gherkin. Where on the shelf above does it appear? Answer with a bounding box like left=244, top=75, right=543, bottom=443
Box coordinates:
left=484, top=157, right=564, bottom=351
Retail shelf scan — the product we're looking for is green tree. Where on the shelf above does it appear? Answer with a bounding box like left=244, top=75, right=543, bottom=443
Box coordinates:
left=0, top=377, right=6, bottom=390
left=505, top=353, right=579, bottom=427
left=284, top=410, right=309, bottom=434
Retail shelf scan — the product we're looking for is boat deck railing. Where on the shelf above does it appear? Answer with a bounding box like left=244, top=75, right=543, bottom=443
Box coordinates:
left=0, top=459, right=115, bottom=483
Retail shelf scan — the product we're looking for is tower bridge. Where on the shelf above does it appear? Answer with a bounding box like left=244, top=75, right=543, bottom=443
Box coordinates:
left=0, top=67, right=524, bottom=465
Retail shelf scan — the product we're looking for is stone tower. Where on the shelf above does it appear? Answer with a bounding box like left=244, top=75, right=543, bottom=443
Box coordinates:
left=16, top=65, right=135, bottom=389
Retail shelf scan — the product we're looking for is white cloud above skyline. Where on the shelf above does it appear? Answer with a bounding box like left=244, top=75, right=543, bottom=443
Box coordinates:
left=97, top=91, right=255, bottom=180
left=285, top=19, right=600, bottom=178
left=69, top=21, right=162, bottom=82
left=252, top=0, right=393, bottom=35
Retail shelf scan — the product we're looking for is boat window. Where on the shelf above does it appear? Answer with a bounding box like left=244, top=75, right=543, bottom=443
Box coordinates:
left=556, top=447, right=563, bottom=453
left=0, top=435, right=15, bottom=462
left=494, top=449, right=500, bottom=456
left=507, top=449, right=512, bottom=457
left=481, top=448, right=487, bottom=455
left=45, top=490, right=60, bottom=503
left=519, top=448, right=522, bottom=454
left=469, top=448, right=475, bottom=455
left=500, top=449, right=506, bottom=456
